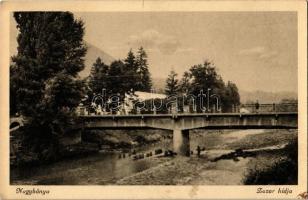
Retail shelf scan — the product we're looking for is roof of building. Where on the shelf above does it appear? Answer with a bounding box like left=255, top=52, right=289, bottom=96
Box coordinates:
left=128, top=91, right=166, bottom=101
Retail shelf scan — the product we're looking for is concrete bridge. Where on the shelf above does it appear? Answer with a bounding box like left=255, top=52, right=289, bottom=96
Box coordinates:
left=79, top=112, right=298, bottom=156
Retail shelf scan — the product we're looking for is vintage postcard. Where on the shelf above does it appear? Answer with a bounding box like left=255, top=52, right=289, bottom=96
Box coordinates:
left=0, top=0, right=307, bottom=199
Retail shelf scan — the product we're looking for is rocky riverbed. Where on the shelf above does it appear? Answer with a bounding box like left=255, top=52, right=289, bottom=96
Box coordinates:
left=117, top=129, right=297, bottom=185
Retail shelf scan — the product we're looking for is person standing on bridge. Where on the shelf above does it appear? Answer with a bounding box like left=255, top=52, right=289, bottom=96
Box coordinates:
left=255, top=100, right=260, bottom=113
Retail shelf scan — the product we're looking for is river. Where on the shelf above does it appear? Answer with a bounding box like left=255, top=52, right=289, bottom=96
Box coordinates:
left=10, top=129, right=295, bottom=185
left=11, top=140, right=173, bottom=185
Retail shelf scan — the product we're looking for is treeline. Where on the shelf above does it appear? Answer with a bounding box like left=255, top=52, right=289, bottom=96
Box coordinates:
left=87, top=58, right=240, bottom=113
left=88, top=57, right=240, bottom=113
left=87, top=48, right=152, bottom=102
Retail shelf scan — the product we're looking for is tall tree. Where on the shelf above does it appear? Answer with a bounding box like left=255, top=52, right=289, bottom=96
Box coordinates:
left=89, top=57, right=109, bottom=95
left=181, top=60, right=240, bottom=112
left=179, top=71, right=191, bottom=94
left=165, top=70, right=179, bottom=96
left=10, top=12, right=87, bottom=158
left=124, top=49, right=138, bottom=91
left=107, top=60, right=127, bottom=99
left=189, top=61, right=224, bottom=96
left=222, top=81, right=240, bottom=112
left=11, top=12, right=86, bottom=116
left=136, top=47, right=152, bottom=92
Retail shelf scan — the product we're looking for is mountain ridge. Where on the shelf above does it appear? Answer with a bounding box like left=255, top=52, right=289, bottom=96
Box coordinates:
left=239, top=90, right=297, bottom=103
left=79, top=42, right=115, bottom=78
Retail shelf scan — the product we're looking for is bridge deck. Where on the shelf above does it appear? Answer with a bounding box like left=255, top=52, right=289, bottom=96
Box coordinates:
left=79, top=112, right=298, bottom=130
left=79, top=112, right=297, bottom=118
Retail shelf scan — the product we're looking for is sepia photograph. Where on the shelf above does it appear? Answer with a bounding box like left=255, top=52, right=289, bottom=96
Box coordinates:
left=0, top=0, right=307, bottom=199
left=8, top=10, right=299, bottom=185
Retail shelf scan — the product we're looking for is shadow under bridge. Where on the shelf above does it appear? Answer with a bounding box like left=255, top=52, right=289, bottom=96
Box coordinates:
left=78, top=112, right=298, bottom=156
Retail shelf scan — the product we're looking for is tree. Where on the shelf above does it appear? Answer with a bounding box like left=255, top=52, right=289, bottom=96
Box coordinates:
left=180, top=60, right=240, bottom=112
left=165, top=70, right=179, bottom=96
left=10, top=12, right=87, bottom=159
left=87, top=57, right=109, bottom=107
left=136, top=47, right=152, bottom=92
left=222, top=81, right=240, bottom=112
left=89, top=57, right=109, bottom=95
left=87, top=48, right=153, bottom=112
left=179, top=71, right=191, bottom=94
left=11, top=12, right=86, bottom=115
left=107, top=60, right=127, bottom=100
left=189, top=61, right=224, bottom=95
left=124, top=49, right=138, bottom=91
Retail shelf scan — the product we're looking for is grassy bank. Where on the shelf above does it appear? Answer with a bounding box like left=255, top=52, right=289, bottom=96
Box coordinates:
left=243, top=139, right=297, bottom=185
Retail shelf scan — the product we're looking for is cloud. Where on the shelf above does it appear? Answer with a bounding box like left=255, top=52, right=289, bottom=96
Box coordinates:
left=238, top=46, right=278, bottom=60
left=127, top=29, right=181, bottom=55
left=259, top=51, right=278, bottom=59
left=238, top=46, right=265, bottom=55
left=176, top=47, right=195, bottom=53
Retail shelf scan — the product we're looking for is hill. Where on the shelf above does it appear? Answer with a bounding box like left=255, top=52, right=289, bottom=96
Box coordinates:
left=239, top=90, right=297, bottom=104
left=152, top=78, right=166, bottom=93
left=79, top=42, right=115, bottom=78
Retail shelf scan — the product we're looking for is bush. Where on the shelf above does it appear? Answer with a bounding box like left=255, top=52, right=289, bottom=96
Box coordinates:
left=243, top=139, right=297, bottom=185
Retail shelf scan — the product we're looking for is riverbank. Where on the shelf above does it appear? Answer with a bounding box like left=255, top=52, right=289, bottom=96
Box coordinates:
left=117, top=129, right=297, bottom=185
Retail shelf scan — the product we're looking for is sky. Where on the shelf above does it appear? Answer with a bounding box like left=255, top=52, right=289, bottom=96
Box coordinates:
left=10, top=12, right=297, bottom=93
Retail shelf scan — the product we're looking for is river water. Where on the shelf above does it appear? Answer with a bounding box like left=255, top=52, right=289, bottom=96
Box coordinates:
left=11, top=140, right=173, bottom=185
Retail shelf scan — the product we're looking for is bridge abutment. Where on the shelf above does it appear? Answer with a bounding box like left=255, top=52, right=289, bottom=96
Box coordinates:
left=173, top=129, right=190, bottom=156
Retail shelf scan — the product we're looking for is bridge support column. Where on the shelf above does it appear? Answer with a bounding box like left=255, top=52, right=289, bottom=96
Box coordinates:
left=173, top=129, right=190, bottom=156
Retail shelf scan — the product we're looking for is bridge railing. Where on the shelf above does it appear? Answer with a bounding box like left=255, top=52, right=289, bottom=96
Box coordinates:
left=240, top=103, right=298, bottom=113
left=76, top=103, right=298, bottom=116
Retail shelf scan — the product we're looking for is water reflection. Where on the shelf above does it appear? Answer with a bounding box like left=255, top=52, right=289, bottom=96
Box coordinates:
left=11, top=142, right=172, bottom=185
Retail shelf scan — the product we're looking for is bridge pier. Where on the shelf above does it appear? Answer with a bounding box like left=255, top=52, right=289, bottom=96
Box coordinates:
left=173, top=129, right=190, bottom=156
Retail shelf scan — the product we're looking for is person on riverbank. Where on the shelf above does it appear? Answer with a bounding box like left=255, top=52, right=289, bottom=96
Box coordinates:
left=197, top=146, right=201, bottom=157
